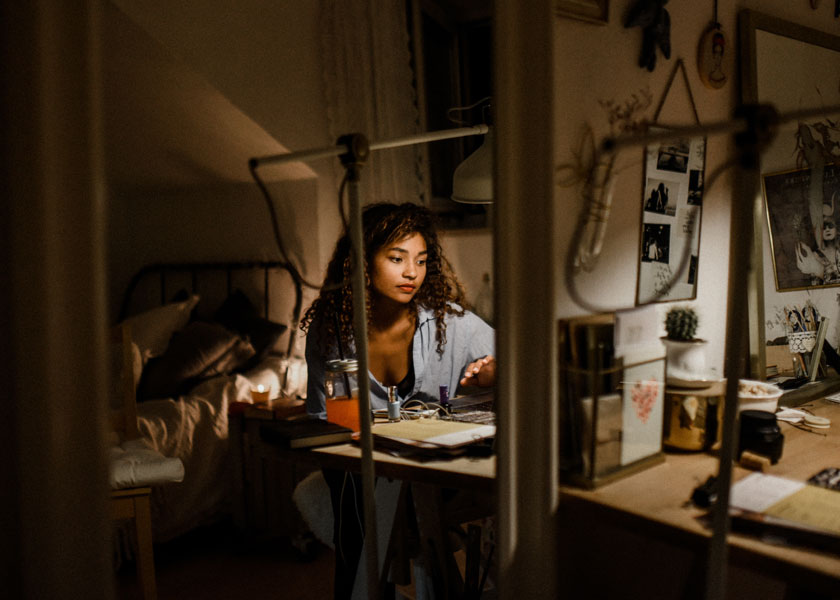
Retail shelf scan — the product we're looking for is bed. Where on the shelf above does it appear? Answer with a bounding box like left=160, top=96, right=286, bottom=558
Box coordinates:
left=113, top=260, right=308, bottom=542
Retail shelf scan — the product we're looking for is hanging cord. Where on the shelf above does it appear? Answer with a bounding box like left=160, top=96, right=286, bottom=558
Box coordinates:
left=248, top=160, right=322, bottom=290
left=564, top=59, right=719, bottom=311
left=558, top=125, right=626, bottom=273
left=248, top=156, right=350, bottom=294
left=564, top=155, right=738, bottom=313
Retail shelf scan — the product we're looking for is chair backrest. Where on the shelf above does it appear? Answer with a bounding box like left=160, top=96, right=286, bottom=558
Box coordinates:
left=111, top=322, right=139, bottom=441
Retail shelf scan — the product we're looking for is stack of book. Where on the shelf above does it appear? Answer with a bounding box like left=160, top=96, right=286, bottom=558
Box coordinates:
left=259, top=415, right=354, bottom=449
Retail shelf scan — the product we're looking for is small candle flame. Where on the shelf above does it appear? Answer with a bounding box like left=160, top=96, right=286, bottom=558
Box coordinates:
left=257, top=384, right=265, bottom=393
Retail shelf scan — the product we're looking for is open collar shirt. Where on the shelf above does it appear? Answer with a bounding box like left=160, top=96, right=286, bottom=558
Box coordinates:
left=305, top=304, right=495, bottom=418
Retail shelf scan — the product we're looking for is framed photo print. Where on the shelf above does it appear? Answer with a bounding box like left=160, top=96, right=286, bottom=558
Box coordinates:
left=636, top=129, right=706, bottom=304
left=620, top=357, right=665, bottom=466
left=763, top=164, right=840, bottom=291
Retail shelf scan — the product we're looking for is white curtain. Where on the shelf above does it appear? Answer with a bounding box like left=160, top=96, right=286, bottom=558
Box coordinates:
left=320, top=0, right=425, bottom=205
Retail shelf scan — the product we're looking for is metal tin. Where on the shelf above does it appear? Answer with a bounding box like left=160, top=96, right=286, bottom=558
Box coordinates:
left=662, top=381, right=725, bottom=451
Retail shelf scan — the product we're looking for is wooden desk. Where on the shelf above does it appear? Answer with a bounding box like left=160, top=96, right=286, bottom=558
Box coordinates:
left=234, top=403, right=840, bottom=597
left=558, top=398, right=840, bottom=597
left=308, top=442, right=496, bottom=493
left=230, top=415, right=496, bottom=598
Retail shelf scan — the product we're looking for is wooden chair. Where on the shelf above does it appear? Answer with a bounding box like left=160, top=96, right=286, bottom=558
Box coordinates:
left=109, top=322, right=157, bottom=600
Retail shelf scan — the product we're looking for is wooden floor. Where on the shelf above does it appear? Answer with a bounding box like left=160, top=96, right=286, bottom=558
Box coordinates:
left=115, top=517, right=334, bottom=600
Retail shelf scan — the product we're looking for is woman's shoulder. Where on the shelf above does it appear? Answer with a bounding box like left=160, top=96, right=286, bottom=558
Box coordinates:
left=418, top=303, right=488, bottom=327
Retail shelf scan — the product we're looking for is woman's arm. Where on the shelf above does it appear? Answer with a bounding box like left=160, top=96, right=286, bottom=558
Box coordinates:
left=457, top=310, right=496, bottom=387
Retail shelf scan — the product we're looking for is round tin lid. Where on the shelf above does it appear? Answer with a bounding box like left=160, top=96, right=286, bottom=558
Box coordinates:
left=326, top=358, right=359, bottom=373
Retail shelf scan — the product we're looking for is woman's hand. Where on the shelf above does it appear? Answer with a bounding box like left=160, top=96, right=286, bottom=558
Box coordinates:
left=460, top=355, right=496, bottom=387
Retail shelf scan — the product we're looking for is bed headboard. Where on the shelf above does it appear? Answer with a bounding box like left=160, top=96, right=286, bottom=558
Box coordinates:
left=118, top=260, right=304, bottom=358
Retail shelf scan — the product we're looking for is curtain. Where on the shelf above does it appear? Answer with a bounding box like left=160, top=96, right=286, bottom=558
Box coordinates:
left=320, top=0, right=425, bottom=205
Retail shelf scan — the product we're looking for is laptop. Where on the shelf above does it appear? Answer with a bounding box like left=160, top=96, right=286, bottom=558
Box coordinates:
left=444, top=389, right=496, bottom=424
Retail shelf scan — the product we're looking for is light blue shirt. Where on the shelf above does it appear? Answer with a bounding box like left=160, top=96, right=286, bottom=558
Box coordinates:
left=305, top=305, right=495, bottom=418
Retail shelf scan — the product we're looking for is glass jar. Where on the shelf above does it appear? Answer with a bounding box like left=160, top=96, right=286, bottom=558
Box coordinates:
left=325, top=359, right=360, bottom=432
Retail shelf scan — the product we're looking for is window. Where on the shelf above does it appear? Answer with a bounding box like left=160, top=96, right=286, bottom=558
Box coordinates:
left=408, top=0, right=492, bottom=229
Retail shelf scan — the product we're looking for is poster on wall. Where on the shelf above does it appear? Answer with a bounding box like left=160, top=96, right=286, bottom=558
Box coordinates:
left=636, top=131, right=706, bottom=304
left=763, top=163, right=840, bottom=291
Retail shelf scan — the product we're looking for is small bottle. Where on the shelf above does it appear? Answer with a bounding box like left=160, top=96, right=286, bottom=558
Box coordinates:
left=387, top=386, right=400, bottom=422
left=439, top=385, right=450, bottom=410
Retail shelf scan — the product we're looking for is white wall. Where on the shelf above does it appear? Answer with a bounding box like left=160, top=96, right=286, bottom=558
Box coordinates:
left=441, top=227, right=494, bottom=317
left=104, top=0, right=340, bottom=324
left=104, top=0, right=494, bottom=326
left=552, top=0, right=838, bottom=375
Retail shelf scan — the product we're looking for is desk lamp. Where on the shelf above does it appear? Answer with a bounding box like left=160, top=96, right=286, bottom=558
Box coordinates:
left=249, top=123, right=490, bottom=596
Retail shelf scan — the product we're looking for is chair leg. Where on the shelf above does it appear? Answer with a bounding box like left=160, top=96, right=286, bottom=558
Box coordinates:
left=132, top=494, right=157, bottom=600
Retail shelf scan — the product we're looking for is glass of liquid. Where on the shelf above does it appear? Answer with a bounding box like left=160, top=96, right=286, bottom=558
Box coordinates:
left=325, top=358, right=360, bottom=432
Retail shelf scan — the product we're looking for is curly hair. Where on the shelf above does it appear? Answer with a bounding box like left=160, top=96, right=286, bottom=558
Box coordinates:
left=300, top=202, right=465, bottom=356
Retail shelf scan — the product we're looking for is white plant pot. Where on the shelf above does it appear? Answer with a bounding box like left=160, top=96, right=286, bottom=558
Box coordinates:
left=662, top=337, right=708, bottom=380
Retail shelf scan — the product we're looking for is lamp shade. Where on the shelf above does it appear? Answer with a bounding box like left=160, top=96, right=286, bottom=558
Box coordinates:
left=451, top=128, right=493, bottom=204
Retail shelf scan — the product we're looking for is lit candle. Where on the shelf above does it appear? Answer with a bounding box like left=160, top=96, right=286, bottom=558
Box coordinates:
left=251, top=384, right=270, bottom=405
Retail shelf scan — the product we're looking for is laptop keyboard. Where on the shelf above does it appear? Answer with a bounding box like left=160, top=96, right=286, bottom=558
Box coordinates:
left=455, top=399, right=494, bottom=412
left=444, top=409, right=496, bottom=425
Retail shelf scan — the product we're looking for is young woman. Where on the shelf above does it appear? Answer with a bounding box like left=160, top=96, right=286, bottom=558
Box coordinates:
left=300, top=202, right=495, bottom=598
left=302, top=201, right=495, bottom=417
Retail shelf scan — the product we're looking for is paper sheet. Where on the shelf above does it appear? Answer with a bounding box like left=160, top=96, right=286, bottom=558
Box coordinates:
left=731, top=473, right=840, bottom=535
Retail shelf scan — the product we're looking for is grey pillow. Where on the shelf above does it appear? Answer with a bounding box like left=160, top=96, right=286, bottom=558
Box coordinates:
left=138, top=321, right=255, bottom=400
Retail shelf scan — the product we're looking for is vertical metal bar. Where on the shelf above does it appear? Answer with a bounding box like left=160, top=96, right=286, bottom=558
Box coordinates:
left=704, top=162, right=756, bottom=600
left=494, top=0, right=558, bottom=596
left=347, top=169, right=379, bottom=599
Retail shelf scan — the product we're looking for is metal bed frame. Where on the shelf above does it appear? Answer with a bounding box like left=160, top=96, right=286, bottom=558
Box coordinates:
left=118, top=260, right=304, bottom=359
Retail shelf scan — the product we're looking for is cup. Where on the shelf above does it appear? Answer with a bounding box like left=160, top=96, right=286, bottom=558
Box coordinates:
left=787, top=330, right=816, bottom=354
left=250, top=384, right=270, bottom=405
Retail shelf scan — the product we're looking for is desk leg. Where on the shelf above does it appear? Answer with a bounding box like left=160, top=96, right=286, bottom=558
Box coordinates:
left=412, top=483, right=463, bottom=599
left=351, top=478, right=403, bottom=600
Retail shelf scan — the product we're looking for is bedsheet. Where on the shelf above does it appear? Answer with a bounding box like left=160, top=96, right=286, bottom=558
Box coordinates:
left=135, top=356, right=307, bottom=542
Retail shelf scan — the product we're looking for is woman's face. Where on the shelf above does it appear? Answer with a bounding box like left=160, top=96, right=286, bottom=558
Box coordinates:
left=370, top=232, right=427, bottom=304
left=824, top=219, right=837, bottom=242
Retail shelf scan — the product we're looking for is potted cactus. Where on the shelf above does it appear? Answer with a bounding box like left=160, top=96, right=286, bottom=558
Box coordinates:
left=662, top=305, right=708, bottom=382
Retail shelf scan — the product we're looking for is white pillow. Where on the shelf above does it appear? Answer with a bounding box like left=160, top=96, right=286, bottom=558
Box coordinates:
left=123, top=295, right=200, bottom=364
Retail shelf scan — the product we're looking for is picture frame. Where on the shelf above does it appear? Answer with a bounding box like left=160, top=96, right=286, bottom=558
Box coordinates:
left=556, top=0, right=609, bottom=25
left=763, top=164, right=840, bottom=291
left=740, top=10, right=840, bottom=372
left=558, top=315, right=665, bottom=489
left=636, top=128, right=706, bottom=304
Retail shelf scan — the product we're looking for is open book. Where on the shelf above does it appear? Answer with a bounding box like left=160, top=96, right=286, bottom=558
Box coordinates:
left=370, top=418, right=495, bottom=460
left=728, top=472, right=840, bottom=553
